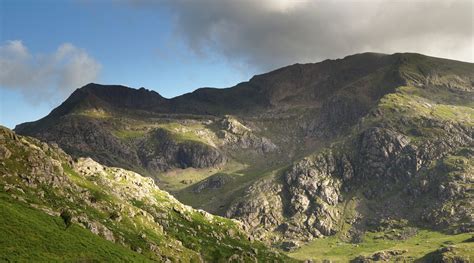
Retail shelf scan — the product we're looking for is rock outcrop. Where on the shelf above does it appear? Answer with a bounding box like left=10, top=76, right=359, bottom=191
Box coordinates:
left=227, top=100, right=473, bottom=244
left=217, top=116, right=278, bottom=153
left=352, top=249, right=408, bottom=262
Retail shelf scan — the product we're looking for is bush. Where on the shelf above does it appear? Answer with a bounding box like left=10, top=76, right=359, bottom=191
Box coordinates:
left=60, top=209, right=73, bottom=229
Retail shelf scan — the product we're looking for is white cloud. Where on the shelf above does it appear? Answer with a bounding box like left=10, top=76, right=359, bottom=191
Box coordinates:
left=0, top=40, right=101, bottom=104
left=148, top=0, right=473, bottom=71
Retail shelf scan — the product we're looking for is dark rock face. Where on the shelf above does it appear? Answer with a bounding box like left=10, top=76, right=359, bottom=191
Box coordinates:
left=16, top=116, right=140, bottom=170
left=309, top=92, right=380, bottom=138
left=357, top=128, right=411, bottom=180
left=17, top=117, right=226, bottom=175
left=217, top=116, right=278, bottom=154
left=193, top=174, right=233, bottom=193
left=48, top=84, right=169, bottom=117
left=77, top=84, right=168, bottom=111
left=226, top=177, right=285, bottom=238
left=137, top=129, right=226, bottom=172
left=177, top=141, right=225, bottom=168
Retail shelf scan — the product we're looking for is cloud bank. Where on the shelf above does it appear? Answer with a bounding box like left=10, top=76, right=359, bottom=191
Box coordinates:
left=0, top=40, right=101, bottom=104
left=159, top=0, right=473, bottom=71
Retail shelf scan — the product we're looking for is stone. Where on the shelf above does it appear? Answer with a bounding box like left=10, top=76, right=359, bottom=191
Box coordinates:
left=0, top=145, right=11, bottom=160
left=280, top=240, right=300, bottom=252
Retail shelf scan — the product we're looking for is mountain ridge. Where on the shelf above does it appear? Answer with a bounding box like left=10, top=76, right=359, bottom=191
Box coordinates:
left=11, top=52, right=474, bottom=260
left=17, top=52, right=441, bottom=128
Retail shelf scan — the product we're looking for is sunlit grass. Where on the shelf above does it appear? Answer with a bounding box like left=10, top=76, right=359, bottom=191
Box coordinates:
left=0, top=193, right=151, bottom=262
left=288, top=230, right=473, bottom=262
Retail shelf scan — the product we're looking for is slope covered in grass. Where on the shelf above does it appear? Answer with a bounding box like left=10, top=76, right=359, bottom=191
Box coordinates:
left=0, top=193, right=151, bottom=262
left=288, top=229, right=473, bottom=262
left=0, top=126, right=290, bottom=262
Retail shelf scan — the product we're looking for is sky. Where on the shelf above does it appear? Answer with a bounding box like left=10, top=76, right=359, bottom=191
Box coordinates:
left=0, top=0, right=473, bottom=128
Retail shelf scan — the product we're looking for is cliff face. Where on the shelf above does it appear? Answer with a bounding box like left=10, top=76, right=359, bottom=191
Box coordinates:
left=228, top=124, right=472, bottom=243
left=137, top=128, right=226, bottom=171
left=13, top=53, right=474, bottom=254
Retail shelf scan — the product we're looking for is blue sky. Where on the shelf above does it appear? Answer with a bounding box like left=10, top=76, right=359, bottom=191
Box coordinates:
left=1, top=0, right=472, bottom=128
left=0, top=0, right=252, bottom=128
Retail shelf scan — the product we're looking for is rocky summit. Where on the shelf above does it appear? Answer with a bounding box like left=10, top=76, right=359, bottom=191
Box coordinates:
left=6, top=52, right=474, bottom=261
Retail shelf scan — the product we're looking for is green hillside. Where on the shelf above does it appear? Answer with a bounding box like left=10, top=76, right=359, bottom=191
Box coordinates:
left=0, top=193, right=152, bottom=262
left=0, top=126, right=290, bottom=262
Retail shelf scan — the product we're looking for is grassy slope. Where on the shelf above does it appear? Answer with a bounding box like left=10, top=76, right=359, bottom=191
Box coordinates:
left=378, top=86, right=473, bottom=126
left=0, top=193, right=150, bottom=262
left=108, top=116, right=216, bottom=145
left=0, top=127, right=292, bottom=262
left=288, top=230, right=473, bottom=262
left=175, top=164, right=287, bottom=215
left=158, top=160, right=246, bottom=192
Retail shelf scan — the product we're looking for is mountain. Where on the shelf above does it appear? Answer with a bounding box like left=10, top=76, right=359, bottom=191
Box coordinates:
left=14, top=52, right=474, bottom=261
left=14, top=53, right=412, bottom=180
left=0, top=126, right=290, bottom=262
